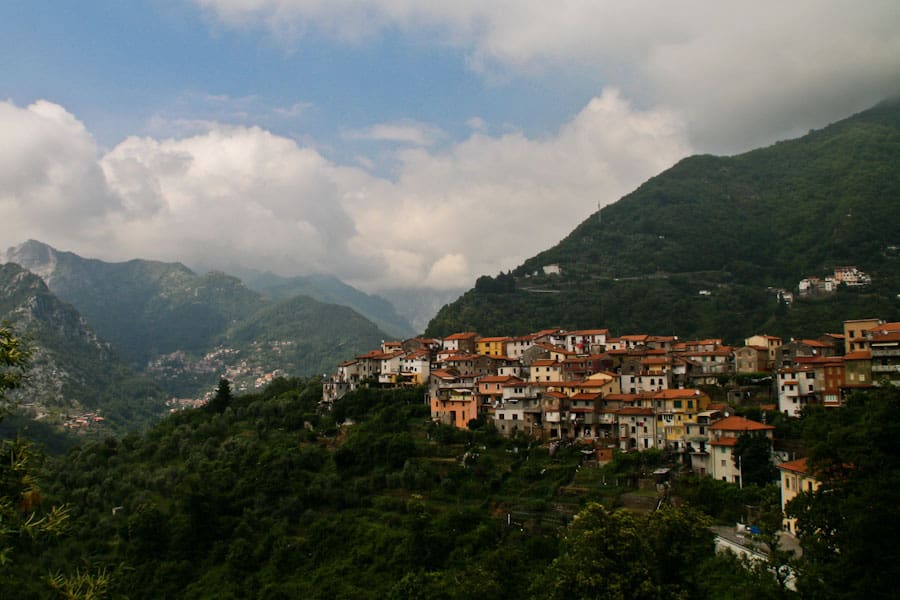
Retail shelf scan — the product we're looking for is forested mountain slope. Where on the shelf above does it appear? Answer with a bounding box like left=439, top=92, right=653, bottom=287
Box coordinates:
left=428, top=99, right=900, bottom=341
left=2, top=241, right=391, bottom=398
left=0, top=263, right=167, bottom=433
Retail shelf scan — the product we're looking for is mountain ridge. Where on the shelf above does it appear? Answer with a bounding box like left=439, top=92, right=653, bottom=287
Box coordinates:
left=427, top=99, right=900, bottom=341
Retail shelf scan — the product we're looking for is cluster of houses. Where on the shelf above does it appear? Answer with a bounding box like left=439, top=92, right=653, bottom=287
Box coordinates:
left=324, top=318, right=899, bottom=532
left=798, top=265, right=871, bottom=296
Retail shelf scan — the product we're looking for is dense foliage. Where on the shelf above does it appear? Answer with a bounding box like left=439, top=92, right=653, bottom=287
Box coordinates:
left=3, top=375, right=895, bottom=598
left=0, top=379, right=795, bottom=598
left=788, top=386, right=900, bottom=598
left=427, top=99, right=900, bottom=340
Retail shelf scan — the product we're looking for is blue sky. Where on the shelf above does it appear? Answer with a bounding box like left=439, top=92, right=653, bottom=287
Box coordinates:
left=1, top=1, right=593, bottom=157
left=2, top=1, right=899, bottom=292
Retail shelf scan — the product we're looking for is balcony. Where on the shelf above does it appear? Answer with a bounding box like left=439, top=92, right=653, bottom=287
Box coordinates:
left=872, top=364, right=900, bottom=373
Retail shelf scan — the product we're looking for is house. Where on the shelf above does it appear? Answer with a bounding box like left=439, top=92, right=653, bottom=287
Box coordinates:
left=842, top=318, right=882, bottom=354
left=775, top=339, right=835, bottom=369
left=476, top=336, right=511, bottom=356
left=648, top=389, right=710, bottom=452
left=867, top=323, right=900, bottom=386
left=778, top=458, right=819, bottom=535
left=563, top=329, right=609, bottom=354
left=842, top=350, right=873, bottom=389
left=708, top=416, right=775, bottom=485
left=735, top=345, right=770, bottom=374
left=431, top=387, right=478, bottom=429
left=776, top=366, right=817, bottom=416
left=684, top=409, right=725, bottom=476
left=441, top=332, right=479, bottom=353
left=742, top=333, right=782, bottom=367
left=528, top=358, right=564, bottom=383
left=617, top=407, right=658, bottom=451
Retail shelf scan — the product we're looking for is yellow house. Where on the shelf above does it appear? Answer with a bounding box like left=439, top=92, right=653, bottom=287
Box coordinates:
left=476, top=336, right=511, bottom=357
left=529, top=359, right=563, bottom=383
left=778, top=458, right=819, bottom=534
left=649, top=389, right=710, bottom=451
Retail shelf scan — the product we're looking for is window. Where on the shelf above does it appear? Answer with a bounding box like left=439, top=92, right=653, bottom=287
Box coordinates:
left=721, top=459, right=727, bottom=467
left=785, top=477, right=791, bottom=490
left=674, top=400, right=682, bottom=409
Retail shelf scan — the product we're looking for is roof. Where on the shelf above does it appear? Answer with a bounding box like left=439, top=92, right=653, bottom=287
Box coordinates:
left=567, top=329, right=610, bottom=336
left=867, top=321, right=900, bottom=333
left=777, top=457, right=810, bottom=475
left=531, top=359, right=560, bottom=367
left=571, top=392, right=602, bottom=401
left=477, top=336, right=511, bottom=343
left=843, top=350, right=872, bottom=360
left=710, top=416, right=775, bottom=432
left=617, top=407, right=654, bottom=416
left=870, top=331, right=900, bottom=343
left=444, top=332, right=479, bottom=341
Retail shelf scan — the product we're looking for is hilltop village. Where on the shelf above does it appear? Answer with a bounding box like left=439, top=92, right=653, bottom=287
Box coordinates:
left=325, top=318, right=900, bottom=528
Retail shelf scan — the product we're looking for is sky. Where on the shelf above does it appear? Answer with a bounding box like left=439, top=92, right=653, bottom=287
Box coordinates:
left=2, top=1, right=899, bottom=292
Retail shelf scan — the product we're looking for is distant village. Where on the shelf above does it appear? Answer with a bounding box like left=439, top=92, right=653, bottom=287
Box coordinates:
left=324, top=317, right=900, bottom=535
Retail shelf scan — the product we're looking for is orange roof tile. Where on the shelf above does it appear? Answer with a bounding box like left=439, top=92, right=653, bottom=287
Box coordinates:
left=710, top=416, right=775, bottom=432
left=778, top=457, right=810, bottom=474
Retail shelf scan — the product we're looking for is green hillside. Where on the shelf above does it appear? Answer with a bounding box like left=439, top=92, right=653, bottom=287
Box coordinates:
left=428, top=99, right=900, bottom=341
left=225, top=294, right=390, bottom=379
left=0, top=263, right=167, bottom=434
left=241, top=270, right=416, bottom=338
left=5, top=241, right=263, bottom=366
left=3, top=242, right=392, bottom=398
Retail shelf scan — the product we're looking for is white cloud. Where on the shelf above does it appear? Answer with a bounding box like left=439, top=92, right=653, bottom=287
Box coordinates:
left=344, top=120, right=445, bottom=146
left=194, top=0, right=900, bottom=152
left=0, top=92, right=690, bottom=291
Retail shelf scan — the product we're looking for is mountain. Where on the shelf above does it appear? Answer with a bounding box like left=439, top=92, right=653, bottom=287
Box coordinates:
left=2, top=241, right=391, bottom=398
left=238, top=269, right=416, bottom=338
left=0, top=263, right=168, bottom=435
left=427, top=99, right=900, bottom=341
left=2, top=240, right=262, bottom=367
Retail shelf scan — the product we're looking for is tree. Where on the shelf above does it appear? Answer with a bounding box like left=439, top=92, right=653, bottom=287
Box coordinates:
left=0, top=326, right=71, bottom=593
left=733, top=433, right=777, bottom=487
left=787, top=387, right=900, bottom=598
left=207, top=378, right=233, bottom=414
left=0, top=324, right=31, bottom=419
left=533, top=503, right=713, bottom=599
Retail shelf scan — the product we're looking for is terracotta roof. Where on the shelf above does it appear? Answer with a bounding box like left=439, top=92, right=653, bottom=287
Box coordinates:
left=531, top=359, right=560, bottom=367
left=843, top=350, right=872, bottom=360
left=870, top=331, right=900, bottom=343
left=444, top=332, right=479, bottom=340
left=571, top=392, right=602, bottom=401
left=567, top=329, right=610, bottom=336
left=477, top=336, right=511, bottom=343
left=799, top=339, right=832, bottom=348
left=430, top=369, right=459, bottom=380
left=710, top=416, right=775, bottom=432
left=778, top=457, right=810, bottom=475
left=867, top=322, right=900, bottom=333
left=617, top=407, right=654, bottom=416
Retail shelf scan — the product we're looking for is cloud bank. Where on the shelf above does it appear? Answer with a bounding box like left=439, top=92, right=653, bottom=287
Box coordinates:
left=0, top=91, right=689, bottom=290
left=195, top=0, right=900, bottom=151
